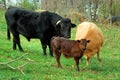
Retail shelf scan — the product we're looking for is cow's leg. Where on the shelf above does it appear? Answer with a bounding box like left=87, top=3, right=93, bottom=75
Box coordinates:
left=55, top=52, right=62, bottom=68
left=13, top=37, right=16, bottom=50
left=74, top=57, right=81, bottom=71
left=12, top=33, right=23, bottom=52
left=41, top=42, right=47, bottom=55
left=7, top=28, right=10, bottom=40
left=97, top=49, right=102, bottom=66
left=86, top=56, right=90, bottom=66
left=48, top=44, right=53, bottom=57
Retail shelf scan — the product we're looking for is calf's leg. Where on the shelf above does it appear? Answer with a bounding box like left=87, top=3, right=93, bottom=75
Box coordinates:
left=74, top=57, right=80, bottom=71
left=55, top=52, right=62, bottom=68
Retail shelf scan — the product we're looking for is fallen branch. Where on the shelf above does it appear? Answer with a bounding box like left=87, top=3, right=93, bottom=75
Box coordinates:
left=0, top=53, right=34, bottom=76
left=0, top=53, right=29, bottom=65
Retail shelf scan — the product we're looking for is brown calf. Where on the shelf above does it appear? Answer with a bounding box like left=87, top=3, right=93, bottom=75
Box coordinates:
left=51, top=36, right=90, bottom=71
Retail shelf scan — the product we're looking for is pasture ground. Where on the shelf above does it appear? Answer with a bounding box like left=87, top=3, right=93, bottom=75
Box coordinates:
left=0, top=9, right=120, bottom=80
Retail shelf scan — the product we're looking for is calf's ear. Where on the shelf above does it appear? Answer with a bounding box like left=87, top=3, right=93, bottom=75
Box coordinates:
left=71, top=23, right=76, bottom=28
left=77, top=40, right=81, bottom=43
left=87, top=40, right=90, bottom=43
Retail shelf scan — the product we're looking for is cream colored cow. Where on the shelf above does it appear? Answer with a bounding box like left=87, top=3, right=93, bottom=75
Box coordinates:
left=75, top=22, right=104, bottom=66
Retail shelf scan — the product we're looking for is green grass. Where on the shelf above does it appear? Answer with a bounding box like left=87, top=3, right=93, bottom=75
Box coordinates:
left=0, top=9, right=120, bottom=80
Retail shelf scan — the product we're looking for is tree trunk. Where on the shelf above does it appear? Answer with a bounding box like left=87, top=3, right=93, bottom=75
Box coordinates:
left=88, top=0, right=92, bottom=21
left=3, top=0, right=6, bottom=9
left=93, top=0, right=99, bottom=21
left=109, top=0, right=113, bottom=25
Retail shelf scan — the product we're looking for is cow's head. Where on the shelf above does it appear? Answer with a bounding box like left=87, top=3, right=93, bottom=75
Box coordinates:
left=77, top=39, right=90, bottom=51
left=56, top=18, right=76, bottom=38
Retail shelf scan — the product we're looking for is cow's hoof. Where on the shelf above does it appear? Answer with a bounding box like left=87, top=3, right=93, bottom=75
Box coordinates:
left=13, top=47, right=16, bottom=50
left=50, top=54, right=54, bottom=57
left=57, top=65, right=62, bottom=68
left=19, top=48, right=24, bottom=52
left=43, top=54, right=47, bottom=56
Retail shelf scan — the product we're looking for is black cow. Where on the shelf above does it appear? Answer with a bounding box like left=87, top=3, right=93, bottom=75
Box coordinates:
left=104, top=16, right=120, bottom=24
left=111, top=16, right=120, bottom=23
left=5, top=6, right=76, bottom=56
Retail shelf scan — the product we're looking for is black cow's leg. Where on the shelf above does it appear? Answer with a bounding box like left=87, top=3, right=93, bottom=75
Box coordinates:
left=17, top=36, right=23, bottom=52
left=48, top=44, right=53, bottom=57
left=13, top=33, right=23, bottom=52
left=7, top=28, right=10, bottom=40
left=41, top=43, right=47, bottom=55
left=13, top=37, right=16, bottom=50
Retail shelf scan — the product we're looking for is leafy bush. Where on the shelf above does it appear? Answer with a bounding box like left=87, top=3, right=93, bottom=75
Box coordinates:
left=18, top=0, right=37, bottom=10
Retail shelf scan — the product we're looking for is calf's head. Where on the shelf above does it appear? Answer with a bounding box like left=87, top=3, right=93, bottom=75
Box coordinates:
left=56, top=18, right=76, bottom=38
left=77, top=39, right=90, bottom=51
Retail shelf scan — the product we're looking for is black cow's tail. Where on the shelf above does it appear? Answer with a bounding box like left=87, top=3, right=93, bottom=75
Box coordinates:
left=7, top=28, right=10, bottom=40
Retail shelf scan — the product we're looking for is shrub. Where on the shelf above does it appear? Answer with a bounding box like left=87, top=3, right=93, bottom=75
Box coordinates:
left=18, top=0, right=37, bottom=10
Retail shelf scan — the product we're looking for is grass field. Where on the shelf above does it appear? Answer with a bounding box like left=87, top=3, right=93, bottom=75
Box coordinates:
left=0, top=9, right=120, bottom=80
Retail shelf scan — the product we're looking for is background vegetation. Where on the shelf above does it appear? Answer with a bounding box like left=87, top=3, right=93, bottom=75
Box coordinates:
left=1, top=0, right=120, bottom=22
left=0, top=0, right=120, bottom=80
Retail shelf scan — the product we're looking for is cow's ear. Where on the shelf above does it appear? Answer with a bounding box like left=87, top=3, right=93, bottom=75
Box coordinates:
left=87, top=40, right=90, bottom=43
left=71, top=23, right=76, bottom=28
left=77, top=40, right=81, bottom=43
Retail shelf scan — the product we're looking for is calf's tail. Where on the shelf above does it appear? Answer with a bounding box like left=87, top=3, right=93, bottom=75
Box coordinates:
left=7, top=28, right=10, bottom=40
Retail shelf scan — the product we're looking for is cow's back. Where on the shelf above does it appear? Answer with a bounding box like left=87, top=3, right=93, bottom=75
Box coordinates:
left=5, top=7, right=24, bottom=21
left=51, top=37, right=82, bottom=58
left=75, top=22, right=104, bottom=58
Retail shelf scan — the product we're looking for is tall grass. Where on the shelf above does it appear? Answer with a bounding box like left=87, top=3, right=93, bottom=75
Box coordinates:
left=0, top=9, right=120, bottom=80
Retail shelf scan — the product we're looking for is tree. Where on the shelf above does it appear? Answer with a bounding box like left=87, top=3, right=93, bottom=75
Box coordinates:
left=2, top=0, right=6, bottom=9
left=109, top=0, right=113, bottom=25
left=93, top=0, right=99, bottom=21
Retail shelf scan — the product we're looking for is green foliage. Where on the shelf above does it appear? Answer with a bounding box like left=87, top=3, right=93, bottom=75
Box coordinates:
left=0, top=9, right=120, bottom=80
left=99, top=1, right=120, bottom=16
left=112, top=2, right=120, bottom=16
left=18, top=0, right=37, bottom=10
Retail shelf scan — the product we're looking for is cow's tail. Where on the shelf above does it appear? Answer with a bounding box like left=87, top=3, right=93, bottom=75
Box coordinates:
left=7, top=28, right=11, bottom=40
